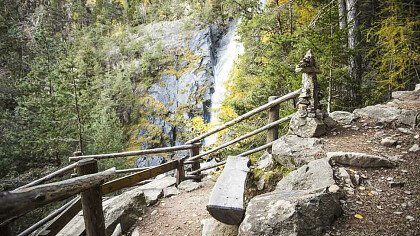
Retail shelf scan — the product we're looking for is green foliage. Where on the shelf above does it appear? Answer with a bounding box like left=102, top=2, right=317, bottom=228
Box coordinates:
left=366, top=0, right=420, bottom=101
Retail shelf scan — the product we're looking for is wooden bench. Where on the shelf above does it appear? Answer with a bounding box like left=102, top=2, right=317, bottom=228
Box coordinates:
left=206, top=156, right=250, bottom=225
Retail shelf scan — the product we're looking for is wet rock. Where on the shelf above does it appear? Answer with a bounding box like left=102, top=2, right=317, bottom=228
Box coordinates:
left=272, top=135, right=324, bottom=168
left=327, top=152, right=397, bottom=168
left=276, top=158, right=335, bottom=191
left=178, top=180, right=202, bottom=192
left=201, top=218, right=238, bottom=236
left=381, top=137, right=397, bottom=147
left=329, top=111, right=355, bottom=125
left=238, top=189, right=342, bottom=236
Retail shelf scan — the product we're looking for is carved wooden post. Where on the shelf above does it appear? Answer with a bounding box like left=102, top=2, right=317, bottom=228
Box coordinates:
left=267, top=96, right=280, bottom=153
left=77, top=158, right=106, bottom=236
left=175, top=159, right=185, bottom=186
left=289, top=50, right=327, bottom=138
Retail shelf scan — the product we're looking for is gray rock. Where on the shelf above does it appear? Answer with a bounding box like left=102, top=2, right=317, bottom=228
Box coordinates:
left=328, top=152, right=397, bottom=168
left=289, top=114, right=328, bottom=138
left=276, top=158, right=335, bottom=191
left=272, top=135, right=324, bottom=168
left=238, top=189, right=342, bottom=236
left=409, top=144, right=420, bottom=153
left=329, top=111, right=355, bottom=125
left=337, top=167, right=353, bottom=188
left=103, top=189, right=147, bottom=235
left=142, top=189, right=163, bottom=206
left=416, top=84, right=420, bottom=91
left=178, top=180, right=202, bottom=192
left=136, top=176, right=176, bottom=205
left=163, top=186, right=180, bottom=197
left=353, top=104, right=419, bottom=127
left=381, top=137, right=397, bottom=147
left=201, top=218, right=238, bottom=236
left=256, top=151, right=274, bottom=171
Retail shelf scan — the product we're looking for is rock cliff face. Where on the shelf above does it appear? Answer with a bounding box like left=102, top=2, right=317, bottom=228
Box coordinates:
left=121, top=18, right=232, bottom=165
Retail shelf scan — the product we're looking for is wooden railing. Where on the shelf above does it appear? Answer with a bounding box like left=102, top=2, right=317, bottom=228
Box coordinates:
left=0, top=50, right=320, bottom=236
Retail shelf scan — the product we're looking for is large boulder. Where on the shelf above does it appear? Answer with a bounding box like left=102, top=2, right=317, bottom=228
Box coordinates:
left=327, top=152, right=397, bottom=168
left=272, top=135, right=324, bottom=168
left=328, top=111, right=355, bottom=125
left=238, top=189, right=342, bottom=236
left=103, top=190, right=147, bottom=235
left=276, top=158, right=335, bottom=191
left=201, top=218, right=238, bottom=236
left=353, top=104, right=419, bottom=127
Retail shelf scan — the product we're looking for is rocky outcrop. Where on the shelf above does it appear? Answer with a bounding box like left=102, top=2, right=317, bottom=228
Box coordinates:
left=327, top=152, right=397, bottom=168
left=353, top=86, right=420, bottom=127
left=276, top=158, right=335, bottom=191
left=201, top=218, right=238, bottom=236
left=103, top=190, right=147, bottom=235
left=271, top=135, right=324, bottom=168
left=238, top=189, right=341, bottom=236
left=329, top=111, right=354, bottom=125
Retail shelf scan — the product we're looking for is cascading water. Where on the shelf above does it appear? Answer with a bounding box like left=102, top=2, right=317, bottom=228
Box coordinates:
left=205, top=20, right=244, bottom=145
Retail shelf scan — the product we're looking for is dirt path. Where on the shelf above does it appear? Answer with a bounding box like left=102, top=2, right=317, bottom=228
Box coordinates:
left=130, top=122, right=418, bottom=236
left=324, top=124, right=419, bottom=236
left=132, top=179, right=215, bottom=236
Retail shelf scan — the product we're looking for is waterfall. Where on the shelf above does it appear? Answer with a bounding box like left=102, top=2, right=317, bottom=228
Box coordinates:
left=205, top=20, right=244, bottom=145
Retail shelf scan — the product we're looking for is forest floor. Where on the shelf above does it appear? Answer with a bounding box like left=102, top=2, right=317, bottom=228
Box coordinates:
left=130, top=121, right=419, bottom=236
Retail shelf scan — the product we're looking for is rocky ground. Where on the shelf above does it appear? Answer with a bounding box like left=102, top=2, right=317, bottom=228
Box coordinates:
left=325, top=124, right=419, bottom=236
left=131, top=179, right=214, bottom=236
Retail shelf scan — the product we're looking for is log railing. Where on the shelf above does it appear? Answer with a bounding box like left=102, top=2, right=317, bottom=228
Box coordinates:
left=0, top=49, right=323, bottom=236
left=1, top=87, right=300, bottom=236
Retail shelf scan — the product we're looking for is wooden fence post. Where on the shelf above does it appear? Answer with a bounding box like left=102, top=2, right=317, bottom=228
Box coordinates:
left=190, top=145, right=201, bottom=174
left=175, top=159, right=185, bottom=186
left=77, top=158, right=106, bottom=236
left=267, top=96, right=280, bottom=153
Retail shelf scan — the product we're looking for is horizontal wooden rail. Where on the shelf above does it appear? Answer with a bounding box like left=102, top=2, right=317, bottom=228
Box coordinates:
left=102, top=160, right=178, bottom=194
left=189, top=161, right=226, bottom=175
left=69, top=144, right=201, bottom=161
left=115, top=167, right=150, bottom=174
left=17, top=197, right=80, bottom=236
left=188, top=141, right=274, bottom=175
left=187, top=115, right=292, bottom=162
left=238, top=141, right=274, bottom=157
left=186, top=89, right=300, bottom=144
left=35, top=197, right=82, bottom=236
left=16, top=163, right=78, bottom=190
left=0, top=168, right=115, bottom=225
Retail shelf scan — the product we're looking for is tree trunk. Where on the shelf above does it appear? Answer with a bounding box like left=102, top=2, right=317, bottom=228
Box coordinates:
left=338, top=0, right=347, bottom=30
left=346, top=0, right=362, bottom=107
